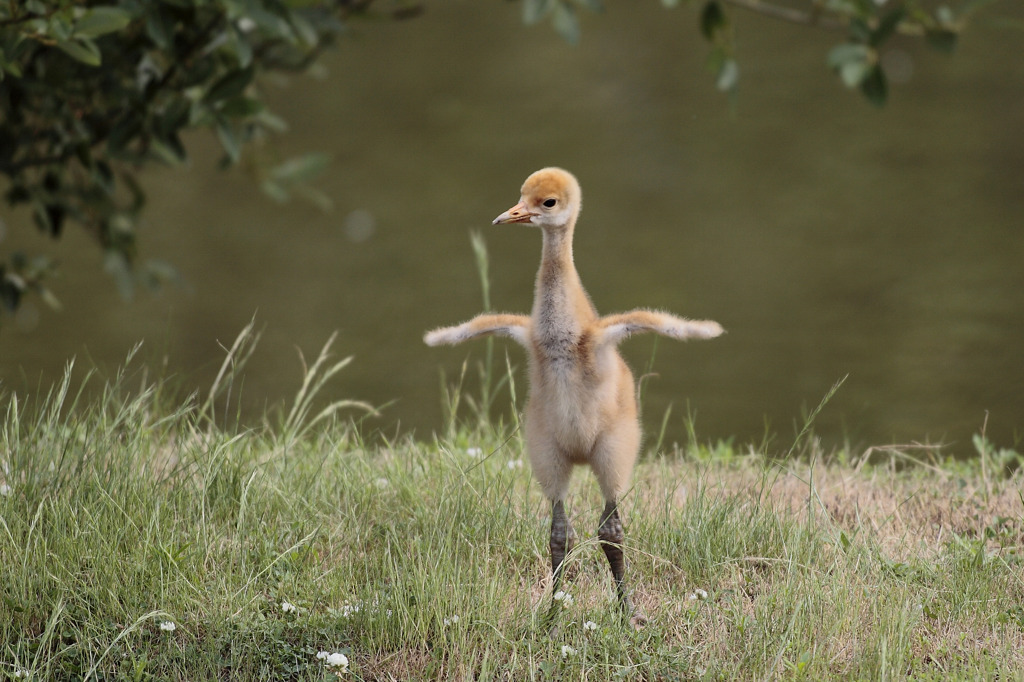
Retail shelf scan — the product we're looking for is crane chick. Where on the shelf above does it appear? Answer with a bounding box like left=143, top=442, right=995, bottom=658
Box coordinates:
left=424, top=168, right=723, bottom=627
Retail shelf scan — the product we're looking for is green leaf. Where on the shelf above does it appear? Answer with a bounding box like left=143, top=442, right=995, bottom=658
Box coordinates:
left=827, top=43, right=874, bottom=88
left=103, top=250, right=135, bottom=301
left=706, top=44, right=726, bottom=76
left=39, top=286, right=62, bottom=311
left=204, top=66, right=255, bottom=104
left=260, top=179, right=290, bottom=203
left=716, top=58, right=739, bottom=92
left=255, top=109, right=288, bottom=133
left=925, top=29, right=958, bottom=54
left=228, top=24, right=254, bottom=68
left=839, top=60, right=871, bottom=88
left=74, top=7, right=133, bottom=39
left=145, top=6, right=174, bottom=50
left=523, top=0, right=552, bottom=25
left=140, top=259, right=180, bottom=292
left=158, top=97, right=193, bottom=137
left=149, top=137, right=185, bottom=165
left=108, top=117, right=143, bottom=156
left=859, top=65, right=887, bottom=107
left=288, top=12, right=319, bottom=48
left=294, top=184, right=334, bottom=212
left=121, top=172, right=146, bottom=213
left=848, top=17, right=872, bottom=44
left=1, top=279, right=21, bottom=312
left=218, top=96, right=265, bottom=119
left=91, top=160, right=114, bottom=194
left=216, top=121, right=241, bottom=164
left=700, top=0, right=727, bottom=41
left=55, top=38, right=101, bottom=66
left=551, top=1, right=580, bottom=45
left=827, top=43, right=867, bottom=67
left=870, top=7, right=906, bottom=47
left=0, top=47, right=23, bottom=78
left=270, top=152, right=330, bottom=184
left=49, top=14, right=74, bottom=42
left=242, top=4, right=294, bottom=40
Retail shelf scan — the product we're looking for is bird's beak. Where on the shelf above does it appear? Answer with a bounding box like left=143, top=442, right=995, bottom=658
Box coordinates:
left=492, top=201, right=535, bottom=225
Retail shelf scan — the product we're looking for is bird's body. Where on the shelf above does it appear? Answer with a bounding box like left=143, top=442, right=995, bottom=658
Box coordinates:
left=524, top=226, right=639, bottom=506
left=425, top=168, right=723, bottom=626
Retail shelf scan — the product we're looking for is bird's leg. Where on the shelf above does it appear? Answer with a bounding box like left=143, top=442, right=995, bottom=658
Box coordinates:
left=545, top=500, right=576, bottom=628
left=598, top=500, right=646, bottom=627
left=550, top=500, right=577, bottom=588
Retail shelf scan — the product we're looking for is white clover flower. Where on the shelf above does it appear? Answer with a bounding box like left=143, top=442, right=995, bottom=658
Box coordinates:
left=553, top=590, right=573, bottom=607
left=582, top=620, right=598, bottom=631
left=443, top=615, right=460, bottom=626
left=560, top=645, right=576, bottom=658
left=158, top=620, right=176, bottom=632
left=13, top=669, right=28, bottom=679
left=507, top=459, right=523, bottom=470
left=340, top=602, right=361, bottom=618
left=688, top=588, right=708, bottom=601
left=325, top=652, right=348, bottom=669
left=317, top=651, right=349, bottom=669
left=0, top=483, right=10, bottom=497
left=374, top=477, right=389, bottom=489
left=465, top=447, right=483, bottom=457
left=281, top=601, right=297, bottom=614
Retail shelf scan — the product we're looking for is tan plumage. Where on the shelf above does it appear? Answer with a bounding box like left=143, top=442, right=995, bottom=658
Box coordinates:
left=425, top=168, right=723, bottom=626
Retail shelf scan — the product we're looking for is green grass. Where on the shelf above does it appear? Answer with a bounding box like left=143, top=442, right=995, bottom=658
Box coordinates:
left=2, top=340, right=1023, bottom=680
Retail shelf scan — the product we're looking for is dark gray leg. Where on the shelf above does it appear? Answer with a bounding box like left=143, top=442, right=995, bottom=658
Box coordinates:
left=549, top=500, right=576, bottom=592
left=545, top=500, right=576, bottom=628
left=598, top=501, right=646, bottom=627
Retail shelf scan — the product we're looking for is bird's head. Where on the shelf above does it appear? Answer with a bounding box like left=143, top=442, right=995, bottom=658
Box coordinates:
left=492, top=167, right=581, bottom=231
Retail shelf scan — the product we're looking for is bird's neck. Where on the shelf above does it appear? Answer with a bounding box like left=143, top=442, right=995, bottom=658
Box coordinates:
left=532, top=222, right=595, bottom=336
left=539, top=226, right=575, bottom=276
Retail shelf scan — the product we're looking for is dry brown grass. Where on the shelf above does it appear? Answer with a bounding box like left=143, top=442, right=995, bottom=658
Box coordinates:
left=614, top=450, right=1024, bottom=678
left=636, top=450, right=1024, bottom=559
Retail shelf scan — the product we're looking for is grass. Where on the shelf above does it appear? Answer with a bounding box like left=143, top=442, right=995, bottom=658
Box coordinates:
left=1, top=332, right=1023, bottom=682
left=6, top=253, right=1019, bottom=682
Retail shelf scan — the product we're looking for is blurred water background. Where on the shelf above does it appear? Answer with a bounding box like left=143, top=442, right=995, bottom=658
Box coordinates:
left=1, top=2, right=1022, bottom=454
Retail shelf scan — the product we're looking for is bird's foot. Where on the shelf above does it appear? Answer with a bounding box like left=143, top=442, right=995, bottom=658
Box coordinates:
left=618, top=594, right=647, bottom=630
left=628, top=607, right=648, bottom=630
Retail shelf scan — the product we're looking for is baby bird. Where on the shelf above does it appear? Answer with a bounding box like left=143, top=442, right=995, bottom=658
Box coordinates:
left=424, top=168, right=723, bottom=626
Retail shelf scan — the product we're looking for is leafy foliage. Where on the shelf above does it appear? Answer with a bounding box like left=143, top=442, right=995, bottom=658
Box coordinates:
left=531, top=0, right=999, bottom=101
left=0, top=0, right=421, bottom=324
left=0, top=0, right=1006, bottom=326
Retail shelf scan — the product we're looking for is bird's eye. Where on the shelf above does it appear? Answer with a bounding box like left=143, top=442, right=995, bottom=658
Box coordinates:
left=542, top=198, right=557, bottom=208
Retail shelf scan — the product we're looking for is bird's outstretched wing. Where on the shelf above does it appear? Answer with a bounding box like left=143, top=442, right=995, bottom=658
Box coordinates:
left=424, top=313, right=531, bottom=347
left=596, top=310, right=723, bottom=347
